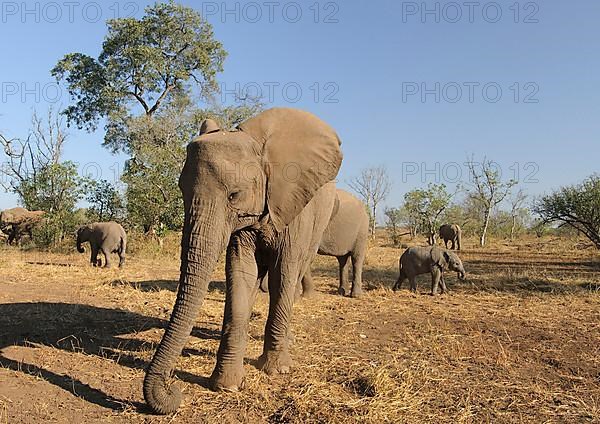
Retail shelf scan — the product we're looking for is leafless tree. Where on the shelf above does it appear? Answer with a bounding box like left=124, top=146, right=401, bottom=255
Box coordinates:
left=508, top=188, right=528, bottom=240
left=348, top=165, right=391, bottom=237
left=0, top=108, right=67, bottom=201
left=466, top=156, right=517, bottom=246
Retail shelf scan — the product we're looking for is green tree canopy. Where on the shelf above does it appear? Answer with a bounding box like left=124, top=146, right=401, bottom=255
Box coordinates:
left=534, top=174, right=600, bottom=248
left=403, top=183, right=455, bottom=245
left=86, top=180, right=125, bottom=222
left=52, top=0, right=226, bottom=152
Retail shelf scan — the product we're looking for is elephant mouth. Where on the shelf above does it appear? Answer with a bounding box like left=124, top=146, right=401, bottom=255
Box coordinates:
left=458, top=271, right=466, bottom=280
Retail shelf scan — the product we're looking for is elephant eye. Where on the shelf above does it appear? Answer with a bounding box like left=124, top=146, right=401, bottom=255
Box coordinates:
left=228, top=191, right=241, bottom=203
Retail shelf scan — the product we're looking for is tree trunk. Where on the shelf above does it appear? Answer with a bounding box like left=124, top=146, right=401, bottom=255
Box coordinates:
left=480, top=208, right=491, bottom=247
left=510, top=215, right=516, bottom=240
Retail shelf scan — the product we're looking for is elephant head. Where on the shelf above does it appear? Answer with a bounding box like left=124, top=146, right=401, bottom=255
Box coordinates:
left=76, top=225, right=92, bottom=253
left=0, top=207, right=28, bottom=228
left=433, top=248, right=466, bottom=280
left=143, top=108, right=342, bottom=414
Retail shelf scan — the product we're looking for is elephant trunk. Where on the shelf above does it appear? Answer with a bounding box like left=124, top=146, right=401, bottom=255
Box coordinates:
left=76, top=234, right=85, bottom=253
left=144, top=201, right=229, bottom=415
left=456, top=230, right=462, bottom=251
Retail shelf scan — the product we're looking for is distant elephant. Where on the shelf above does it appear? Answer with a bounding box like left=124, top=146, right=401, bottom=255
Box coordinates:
left=76, top=222, right=127, bottom=268
left=0, top=207, right=46, bottom=245
left=143, top=108, right=343, bottom=415
left=439, top=224, right=461, bottom=250
left=259, top=189, right=368, bottom=298
left=393, top=246, right=466, bottom=295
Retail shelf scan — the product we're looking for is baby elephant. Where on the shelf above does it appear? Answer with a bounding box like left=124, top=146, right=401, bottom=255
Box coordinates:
left=76, top=222, right=127, bottom=268
left=393, top=246, right=466, bottom=295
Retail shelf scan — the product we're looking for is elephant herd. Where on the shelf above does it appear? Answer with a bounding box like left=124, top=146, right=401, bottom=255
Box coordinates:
left=140, top=108, right=469, bottom=414
left=1, top=108, right=468, bottom=415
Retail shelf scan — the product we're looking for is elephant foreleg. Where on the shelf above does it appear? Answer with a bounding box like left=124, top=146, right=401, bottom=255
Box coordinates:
left=439, top=274, right=448, bottom=294
left=409, top=276, right=417, bottom=292
left=301, top=268, right=316, bottom=298
left=258, top=258, right=298, bottom=376
left=211, top=232, right=259, bottom=391
left=431, top=267, right=442, bottom=295
left=90, top=246, right=99, bottom=266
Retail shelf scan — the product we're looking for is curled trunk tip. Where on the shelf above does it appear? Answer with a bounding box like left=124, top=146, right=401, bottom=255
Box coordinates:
left=143, top=372, right=182, bottom=415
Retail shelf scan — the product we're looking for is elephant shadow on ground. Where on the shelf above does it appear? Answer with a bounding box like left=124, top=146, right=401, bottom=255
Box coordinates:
left=111, top=279, right=227, bottom=294
left=0, top=302, right=221, bottom=412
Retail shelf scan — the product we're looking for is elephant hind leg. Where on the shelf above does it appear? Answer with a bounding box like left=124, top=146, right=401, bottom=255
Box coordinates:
left=336, top=255, right=351, bottom=296
left=101, top=248, right=112, bottom=268
left=350, top=251, right=364, bottom=298
left=393, top=269, right=406, bottom=291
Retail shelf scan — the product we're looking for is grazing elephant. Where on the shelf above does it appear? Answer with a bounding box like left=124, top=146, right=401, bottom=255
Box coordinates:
left=439, top=223, right=461, bottom=250
left=393, top=246, right=466, bottom=295
left=0, top=207, right=46, bottom=245
left=76, top=222, right=127, bottom=268
left=143, top=108, right=343, bottom=415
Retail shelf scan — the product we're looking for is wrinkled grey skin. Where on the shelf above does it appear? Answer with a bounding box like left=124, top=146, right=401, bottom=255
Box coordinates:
left=143, top=108, right=343, bottom=415
left=393, top=246, right=466, bottom=295
left=439, top=224, right=462, bottom=250
left=76, top=222, right=127, bottom=268
left=259, top=189, right=368, bottom=298
left=0, top=207, right=45, bottom=245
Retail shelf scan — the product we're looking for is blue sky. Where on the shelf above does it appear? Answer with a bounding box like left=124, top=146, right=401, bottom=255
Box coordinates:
left=0, top=0, right=598, bottom=211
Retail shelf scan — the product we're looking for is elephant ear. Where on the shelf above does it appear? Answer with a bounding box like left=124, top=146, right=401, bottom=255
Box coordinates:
left=431, top=248, right=449, bottom=269
left=329, top=191, right=341, bottom=220
left=199, top=119, right=221, bottom=135
left=239, top=108, right=342, bottom=231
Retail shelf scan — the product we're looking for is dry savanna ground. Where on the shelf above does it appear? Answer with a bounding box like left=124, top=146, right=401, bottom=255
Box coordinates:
left=0, top=234, right=599, bottom=423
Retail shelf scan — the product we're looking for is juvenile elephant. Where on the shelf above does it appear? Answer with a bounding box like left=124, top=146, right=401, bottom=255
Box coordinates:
left=76, top=222, right=127, bottom=268
left=439, top=223, right=461, bottom=250
left=143, top=108, right=343, bottom=415
left=0, top=207, right=46, bottom=245
left=393, top=246, right=466, bottom=295
left=303, top=189, right=369, bottom=297
left=258, top=189, right=368, bottom=298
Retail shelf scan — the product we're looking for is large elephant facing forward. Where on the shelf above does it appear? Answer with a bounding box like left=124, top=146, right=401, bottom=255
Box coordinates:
left=143, top=108, right=343, bottom=414
left=76, top=222, right=127, bottom=268
left=439, top=223, right=462, bottom=250
left=0, top=207, right=46, bottom=245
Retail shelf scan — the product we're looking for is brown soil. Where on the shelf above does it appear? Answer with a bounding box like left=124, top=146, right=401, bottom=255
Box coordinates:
left=0, top=235, right=599, bottom=423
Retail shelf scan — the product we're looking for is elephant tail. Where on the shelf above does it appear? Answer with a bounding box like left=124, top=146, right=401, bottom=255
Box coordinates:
left=119, top=235, right=126, bottom=255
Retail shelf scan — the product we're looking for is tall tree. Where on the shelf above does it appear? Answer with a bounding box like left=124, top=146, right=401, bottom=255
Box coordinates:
left=534, top=174, right=600, bottom=249
left=466, top=157, right=517, bottom=246
left=52, top=1, right=260, bottom=233
left=52, top=0, right=226, bottom=152
left=348, top=165, right=391, bottom=237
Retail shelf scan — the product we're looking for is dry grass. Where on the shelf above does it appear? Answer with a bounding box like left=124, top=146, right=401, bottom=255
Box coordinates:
left=0, top=234, right=599, bottom=423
